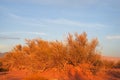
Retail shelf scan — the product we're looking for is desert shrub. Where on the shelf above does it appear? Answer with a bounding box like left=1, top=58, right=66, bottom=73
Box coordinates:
left=63, top=65, right=96, bottom=80
left=0, top=60, right=8, bottom=72
left=1, top=32, right=102, bottom=74
left=102, top=60, right=115, bottom=69
left=2, top=45, right=29, bottom=70
left=66, top=32, right=101, bottom=65
left=23, top=74, right=48, bottom=80
left=66, top=32, right=103, bottom=74
left=0, top=61, right=3, bottom=72
left=0, top=67, right=8, bottom=72
left=67, top=69, right=86, bottom=80
left=49, top=41, right=67, bottom=69
left=90, top=59, right=103, bottom=75
left=114, top=60, right=120, bottom=69
left=0, top=61, right=2, bottom=67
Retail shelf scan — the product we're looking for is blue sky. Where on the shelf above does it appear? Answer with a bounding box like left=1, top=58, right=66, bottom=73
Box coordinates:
left=0, top=0, right=120, bottom=57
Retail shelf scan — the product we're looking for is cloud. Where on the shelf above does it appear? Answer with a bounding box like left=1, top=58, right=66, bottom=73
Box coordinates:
left=106, top=35, right=120, bottom=40
left=1, top=0, right=99, bottom=6
left=17, top=32, right=46, bottom=35
left=0, top=32, right=46, bottom=36
left=0, top=36, right=20, bottom=40
left=8, top=13, right=105, bottom=28
left=9, top=13, right=22, bottom=19
left=44, top=18, right=105, bottom=27
left=8, top=13, right=46, bottom=27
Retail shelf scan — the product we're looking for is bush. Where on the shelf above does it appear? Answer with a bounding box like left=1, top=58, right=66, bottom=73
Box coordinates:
left=90, top=59, right=103, bottom=75
left=23, top=74, right=48, bottom=80
left=2, top=32, right=102, bottom=74
left=0, top=68, right=8, bottom=72
left=114, top=60, right=120, bottom=69
left=0, top=61, right=8, bottom=72
left=67, top=33, right=101, bottom=65
left=102, top=60, right=115, bottom=69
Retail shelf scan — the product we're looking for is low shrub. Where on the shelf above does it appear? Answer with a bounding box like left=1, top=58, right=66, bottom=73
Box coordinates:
left=114, top=60, right=120, bottom=69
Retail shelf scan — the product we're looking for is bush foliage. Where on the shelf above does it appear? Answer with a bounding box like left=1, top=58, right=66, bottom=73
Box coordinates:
left=114, top=60, right=120, bottom=69
left=1, top=32, right=103, bottom=74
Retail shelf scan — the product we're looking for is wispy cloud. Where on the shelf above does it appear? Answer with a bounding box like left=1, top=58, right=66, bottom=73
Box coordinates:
left=0, top=36, right=20, bottom=40
left=8, top=13, right=46, bottom=27
left=106, top=35, right=120, bottom=40
left=0, top=32, right=46, bottom=36
left=9, top=13, right=22, bottom=19
left=8, top=13, right=105, bottom=28
left=44, top=18, right=105, bottom=27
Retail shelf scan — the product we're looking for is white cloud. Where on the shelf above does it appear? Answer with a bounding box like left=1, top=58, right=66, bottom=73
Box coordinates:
left=8, top=13, right=45, bottom=27
left=0, top=32, right=46, bottom=36
left=8, top=13, right=105, bottom=28
left=44, top=18, right=105, bottom=27
left=9, top=13, right=22, bottom=19
left=106, top=36, right=120, bottom=40
left=0, top=36, right=20, bottom=40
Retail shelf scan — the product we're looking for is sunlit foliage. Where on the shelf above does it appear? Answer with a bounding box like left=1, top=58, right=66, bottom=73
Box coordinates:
left=1, top=32, right=102, bottom=74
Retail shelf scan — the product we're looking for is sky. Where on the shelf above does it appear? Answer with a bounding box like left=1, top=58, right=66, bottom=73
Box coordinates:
left=0, top=0, right=120, bottom=57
